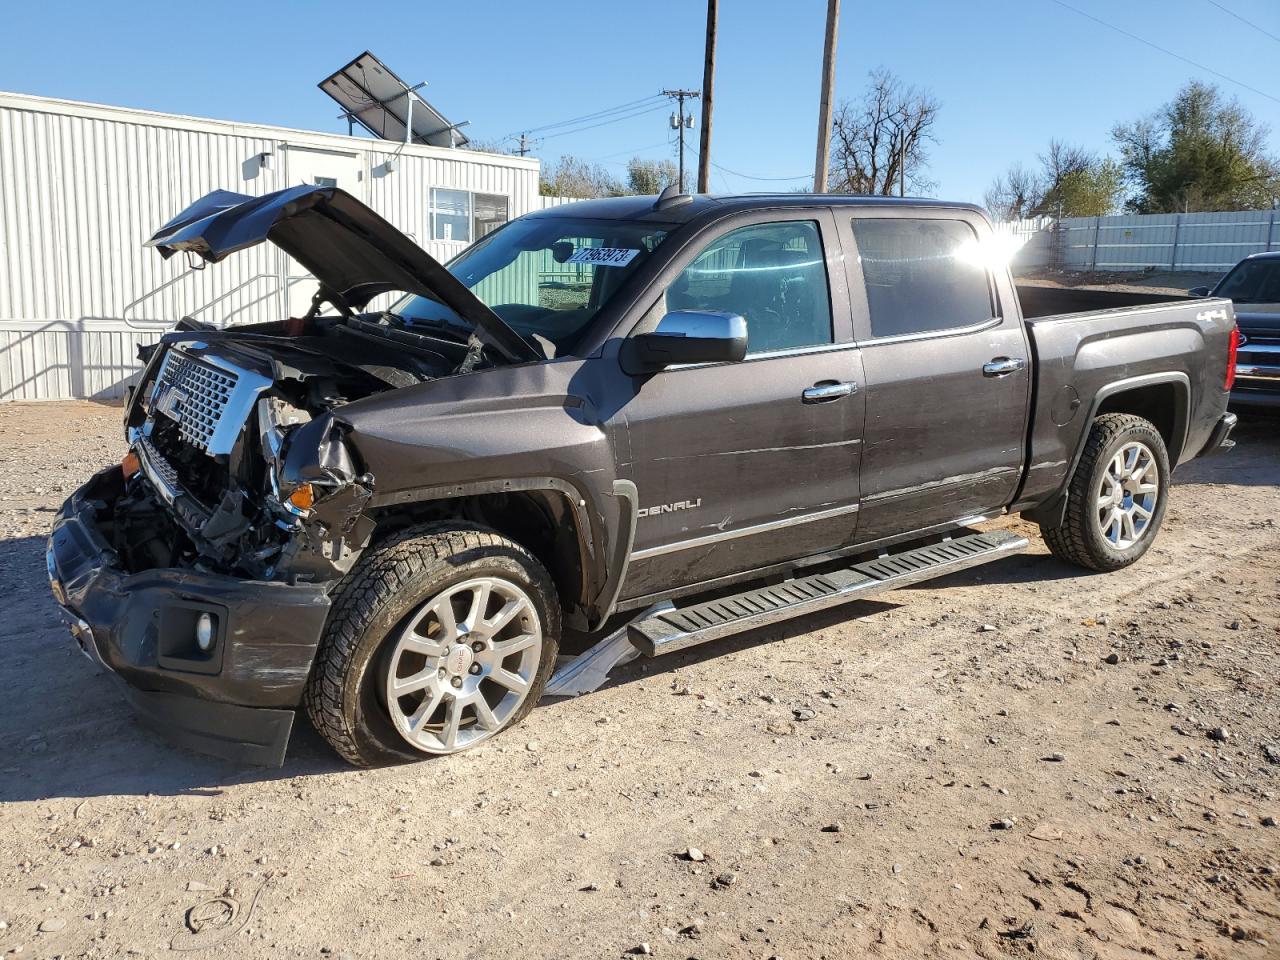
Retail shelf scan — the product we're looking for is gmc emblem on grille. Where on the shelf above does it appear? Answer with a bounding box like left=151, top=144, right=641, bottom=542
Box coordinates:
left=154, top=382, right=187, bottom=419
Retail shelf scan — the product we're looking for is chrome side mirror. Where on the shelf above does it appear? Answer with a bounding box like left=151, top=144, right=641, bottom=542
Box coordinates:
left=621, top=310, right=749, bottom=374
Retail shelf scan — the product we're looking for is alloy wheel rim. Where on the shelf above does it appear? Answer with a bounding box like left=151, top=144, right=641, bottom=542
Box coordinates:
left=1096, top=441, right=1159, bottom=550
left=384, top=576, right=542, bottom=754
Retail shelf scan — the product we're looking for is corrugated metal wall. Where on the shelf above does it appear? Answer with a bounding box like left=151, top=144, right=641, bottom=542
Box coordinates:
left=0, top=92, right=542, bottom=401
left=996, top=210, right=1280, bottom=274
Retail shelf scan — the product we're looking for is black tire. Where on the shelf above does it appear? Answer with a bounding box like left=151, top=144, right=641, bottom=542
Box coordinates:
left=1039, top=413, right=1171, bottom=572
left=304, top=523, right=560, bottom=766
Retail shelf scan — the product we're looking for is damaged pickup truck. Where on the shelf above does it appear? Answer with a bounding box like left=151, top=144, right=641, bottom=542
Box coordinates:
left=48, top=185, right=1239, bottom=766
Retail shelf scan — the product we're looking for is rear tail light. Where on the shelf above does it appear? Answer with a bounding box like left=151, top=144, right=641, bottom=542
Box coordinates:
left=1225, top=326, right=1240, bottom=391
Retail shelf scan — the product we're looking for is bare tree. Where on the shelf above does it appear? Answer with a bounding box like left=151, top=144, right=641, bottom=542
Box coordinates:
left=827, top=69, right=940, bottom=195
left=539, top=155, right=623, bottom=198
left=1041, top=140, right=1092, bottom=187
left=984, top=163, right=1044, bottom=222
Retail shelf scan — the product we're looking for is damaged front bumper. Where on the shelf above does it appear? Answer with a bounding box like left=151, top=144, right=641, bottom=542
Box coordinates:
left=47, top=467, right=332, bottom=766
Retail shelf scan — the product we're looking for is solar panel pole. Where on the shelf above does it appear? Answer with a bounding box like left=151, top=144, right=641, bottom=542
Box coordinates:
left=813, top=0, right=840, bottom=193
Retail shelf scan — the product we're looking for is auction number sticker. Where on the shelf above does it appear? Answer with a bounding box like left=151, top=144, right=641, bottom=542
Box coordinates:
left=566, top=247, right=640, bottom=267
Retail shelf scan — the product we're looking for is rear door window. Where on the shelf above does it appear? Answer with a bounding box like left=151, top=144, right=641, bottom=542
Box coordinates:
left=851, top=218, right=993, bottom=338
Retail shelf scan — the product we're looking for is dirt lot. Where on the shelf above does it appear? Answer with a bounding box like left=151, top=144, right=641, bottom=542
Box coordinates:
left=0, top=401, right=1277, bottom=960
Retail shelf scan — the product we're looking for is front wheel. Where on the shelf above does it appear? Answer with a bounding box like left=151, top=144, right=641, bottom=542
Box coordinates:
left=1038, top=413, right=1171, bottom=572
left=304, top=524, right=560, bottom=766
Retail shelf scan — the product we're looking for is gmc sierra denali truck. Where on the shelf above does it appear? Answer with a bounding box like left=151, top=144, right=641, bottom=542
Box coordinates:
left=47, top=185, right=1239, bottom=766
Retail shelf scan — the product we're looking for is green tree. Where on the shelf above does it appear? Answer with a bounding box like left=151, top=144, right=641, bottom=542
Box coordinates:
left=1043, top=157, right=1125, bottom=218
left=1112, top=81, right=1280, bottom=212
left=625, top=157, right=678, bottom=195
left=984, top=141, right=1124, bottom=220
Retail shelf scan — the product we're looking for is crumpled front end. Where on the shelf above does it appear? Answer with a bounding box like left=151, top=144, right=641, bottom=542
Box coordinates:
left=45, top=332, right=401, bottom=765
left=47, top=466, right=333, bottom=766
left=119, top=336, right=379, bottom=585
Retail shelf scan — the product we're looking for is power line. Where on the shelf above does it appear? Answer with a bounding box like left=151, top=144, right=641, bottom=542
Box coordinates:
left=504, top=95, right=664, bottom=140
left=536, top=103, right=669, bottom=142
left=587, top=139, right=675, bottom=163
left=1046, top=0, right=1280, bottom=104
left=1203, top=0, right=1280, bottom=45
left=710, top=160, right=811, bottom=182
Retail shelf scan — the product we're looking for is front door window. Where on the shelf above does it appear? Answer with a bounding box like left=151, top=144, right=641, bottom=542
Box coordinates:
left=665, top=220, right=832, bottom=354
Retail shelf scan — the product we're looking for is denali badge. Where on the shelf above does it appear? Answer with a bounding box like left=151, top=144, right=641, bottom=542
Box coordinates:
left=638, top=498, right=702, bottom=518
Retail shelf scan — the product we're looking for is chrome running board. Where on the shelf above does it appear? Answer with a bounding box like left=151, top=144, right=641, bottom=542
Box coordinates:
left=627, top=529, right=1028, bottom=657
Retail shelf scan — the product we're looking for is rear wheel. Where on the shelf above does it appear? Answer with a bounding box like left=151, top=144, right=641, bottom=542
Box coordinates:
left=1039, top=413, right=1170, bottom=572
left=304, top=524, right=560, bottom=766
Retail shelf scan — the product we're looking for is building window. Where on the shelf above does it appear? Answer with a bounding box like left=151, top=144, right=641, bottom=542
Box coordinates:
left=430, top=189, right=510, bottom=244
left=431, top=188, right=472, bottom=243
left=313, top=176, right=338, bottom=188
left=474, top=193, right=509, bottom=239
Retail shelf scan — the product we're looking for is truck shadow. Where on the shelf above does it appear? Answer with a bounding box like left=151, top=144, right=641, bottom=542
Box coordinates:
left=4, top=412, right=1272, bottom=801
left=0, top=534, right=348, bottom=804
left=1173, top=412, right=1278, bottom=487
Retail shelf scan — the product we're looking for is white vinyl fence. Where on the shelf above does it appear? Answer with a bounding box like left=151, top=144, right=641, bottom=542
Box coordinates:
left=996, top=209, right=1280, bottom=274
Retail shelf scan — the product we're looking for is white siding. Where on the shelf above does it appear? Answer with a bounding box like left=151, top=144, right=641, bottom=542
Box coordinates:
left=0, top=91, right=542, bottom=400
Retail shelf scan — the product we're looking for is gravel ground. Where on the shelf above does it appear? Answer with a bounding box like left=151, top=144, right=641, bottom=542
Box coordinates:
left=0, top=401, right=1277, bottom=960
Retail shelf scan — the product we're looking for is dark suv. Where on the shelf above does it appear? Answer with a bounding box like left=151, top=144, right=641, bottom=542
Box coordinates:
left=1191, top=251, right=1280, bottom=409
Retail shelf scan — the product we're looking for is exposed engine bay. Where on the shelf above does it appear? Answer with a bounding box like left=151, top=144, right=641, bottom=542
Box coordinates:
left=111, top=311, right=505, bottom=584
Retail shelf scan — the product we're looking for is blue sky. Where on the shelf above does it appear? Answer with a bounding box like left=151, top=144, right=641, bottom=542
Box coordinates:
left=1, top=0, right=1277, bottom=204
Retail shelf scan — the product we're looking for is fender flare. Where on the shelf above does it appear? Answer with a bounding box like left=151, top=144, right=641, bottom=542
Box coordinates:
left=1022, top=371, right=1190, bottom=528
left=370, top=476, right=635, bottom=629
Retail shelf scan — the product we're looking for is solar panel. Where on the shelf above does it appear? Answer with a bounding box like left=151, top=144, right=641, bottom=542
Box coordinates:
left=319, top=51, right=469, bottom=148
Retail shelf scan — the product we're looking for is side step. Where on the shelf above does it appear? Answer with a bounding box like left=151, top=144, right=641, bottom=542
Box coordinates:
left=627, top=529, right=1028, bottom=656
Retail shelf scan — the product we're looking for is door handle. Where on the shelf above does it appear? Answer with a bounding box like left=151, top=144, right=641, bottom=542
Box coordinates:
left=802, top=381, right=857, bottom=403
left=983, top=357, right=1026, bottom=378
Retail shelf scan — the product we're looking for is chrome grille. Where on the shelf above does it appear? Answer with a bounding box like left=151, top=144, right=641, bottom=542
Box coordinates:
left=153, top=350, right=239, bottom=453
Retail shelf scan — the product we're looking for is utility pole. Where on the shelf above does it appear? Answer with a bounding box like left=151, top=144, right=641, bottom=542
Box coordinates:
left=813, top=0, right=840, bottom=193
left=515, top=133, right=532, bottom=157
left=697, top=0, right=718, bottom=194
left=663, top=88, right=700, bottom=193
left=897, top=128, right=905, bottom=197
left=900, top=140, right=905, bottom=197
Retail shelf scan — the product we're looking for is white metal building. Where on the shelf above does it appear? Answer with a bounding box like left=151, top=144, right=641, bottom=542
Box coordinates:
left=0, top=91, right=544, bottom=401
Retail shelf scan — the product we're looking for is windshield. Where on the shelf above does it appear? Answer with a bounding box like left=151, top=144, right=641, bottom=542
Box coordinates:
left=390, top=216, right=671, bottom=355
left=1213, top=258, right=1280, bottom=304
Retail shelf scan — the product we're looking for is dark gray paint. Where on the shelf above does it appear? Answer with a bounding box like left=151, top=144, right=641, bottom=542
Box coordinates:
left=51, top=192, right=1237, bottom=763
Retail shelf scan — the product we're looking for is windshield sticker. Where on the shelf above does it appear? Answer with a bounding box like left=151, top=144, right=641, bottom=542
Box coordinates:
left=566, top=247, right=640, bottom=267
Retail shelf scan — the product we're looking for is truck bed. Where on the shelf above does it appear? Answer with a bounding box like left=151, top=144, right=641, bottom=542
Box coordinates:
left=1015, top=282, right=1193, bottom=319
left=1014, top=291, right=1235, bottom=513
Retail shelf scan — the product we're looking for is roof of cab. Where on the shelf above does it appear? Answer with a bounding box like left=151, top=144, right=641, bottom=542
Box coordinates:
left=526, top=193, right=987, bottom=224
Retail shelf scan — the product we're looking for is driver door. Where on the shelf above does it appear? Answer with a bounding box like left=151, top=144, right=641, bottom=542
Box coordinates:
left=617, top=211, right=866, bottom=603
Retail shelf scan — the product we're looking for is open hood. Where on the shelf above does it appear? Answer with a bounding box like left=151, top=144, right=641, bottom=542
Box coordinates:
left=146, top=185, right=539, bottom=363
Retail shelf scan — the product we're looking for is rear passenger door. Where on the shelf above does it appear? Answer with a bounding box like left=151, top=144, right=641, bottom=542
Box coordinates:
left=841, top=212, right=1030, bottom=542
